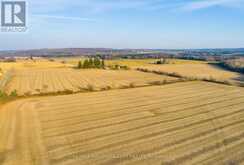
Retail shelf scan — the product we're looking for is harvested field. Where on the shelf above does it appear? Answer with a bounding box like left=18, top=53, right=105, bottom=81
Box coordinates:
left=106, top=59, right=208, bottom=68
left=138, top=63, right=241, bottom=83
left=0, top=60, right=70, bottom=71
left=5, top=68, right=177, bottom=96
left=0, top=69, right=14, bottom=91
left=1, top=81, right=244, bottom=165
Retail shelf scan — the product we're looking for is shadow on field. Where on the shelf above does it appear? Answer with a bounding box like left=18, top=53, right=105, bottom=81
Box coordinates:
left=208, top=63, right=230, bottom=71
left=208, top=63, right=244, bottom=83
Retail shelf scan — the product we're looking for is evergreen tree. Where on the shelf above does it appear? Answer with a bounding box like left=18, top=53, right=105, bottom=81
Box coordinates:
left=94, top=58, right=101, bottom=68
left=78, top=61, right=82, bottom=69
left=101, top=60, right=105, bottom=68
left=88, top=58, right=94, bottom=68
left=83, top=59, right=89, bottom=68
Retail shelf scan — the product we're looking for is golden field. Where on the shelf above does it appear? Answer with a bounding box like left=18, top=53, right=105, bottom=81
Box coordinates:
left=1, top=81, right=244, bottom=165
left=5, top=68, right=177, bottom=96
left=104, top=59, right=242, bottom=84
left=0, top=58, right=244, bottom=165
left=0, top=59, right=70, bottom=71
left=105, top=58, right=208, bottom=68
left=138, top=63, right=241, bottom=83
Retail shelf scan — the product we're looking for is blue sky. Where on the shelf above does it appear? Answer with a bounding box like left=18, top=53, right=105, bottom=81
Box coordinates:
left=1, top=0, right=244, bottom=50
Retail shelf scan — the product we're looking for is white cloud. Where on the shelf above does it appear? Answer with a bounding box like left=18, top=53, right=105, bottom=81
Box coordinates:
left=180, top=0, right=244, bottom=11
left=29, top=0, right=151, bottom=14
left=28, top=0, right=244, bottom=15
left=32, top=14, right=96, bottom=22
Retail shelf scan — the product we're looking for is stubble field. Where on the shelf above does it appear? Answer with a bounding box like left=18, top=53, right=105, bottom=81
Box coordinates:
left=138, top=63, right=241, bottom=83
left=1, top=81, right=244, bottom=165
left=5, top=68, right=177, bottom=96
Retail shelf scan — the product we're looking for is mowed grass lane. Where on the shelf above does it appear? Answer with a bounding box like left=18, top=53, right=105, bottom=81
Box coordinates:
left=1, top=81, right=244, bottom=165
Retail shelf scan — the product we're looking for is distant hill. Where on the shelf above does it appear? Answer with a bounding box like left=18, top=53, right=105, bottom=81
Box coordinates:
left=0, top=48, right=243, bottom=58
left=0, top=48, right=167, bottom=57
left=0, top=48, right=117, bottom=57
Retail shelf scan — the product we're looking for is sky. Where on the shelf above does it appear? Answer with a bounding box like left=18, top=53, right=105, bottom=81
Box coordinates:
left=0, top=0, right=244, bottom=50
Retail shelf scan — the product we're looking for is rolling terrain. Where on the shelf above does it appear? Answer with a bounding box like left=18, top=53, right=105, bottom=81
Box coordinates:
left=1, top=81, right=244, bottom=165
left=138, top=63, right=242, bottom=83
left=5, top=68, right=177, bottom=96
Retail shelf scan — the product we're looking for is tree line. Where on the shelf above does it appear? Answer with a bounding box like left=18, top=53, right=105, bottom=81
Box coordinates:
left=77, top=58, right=105, bottom=69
